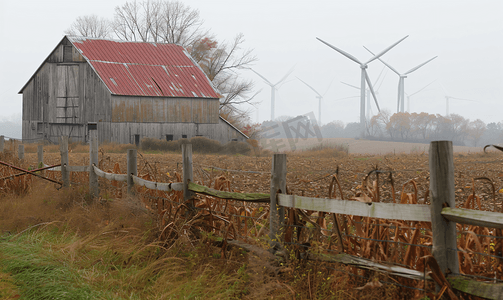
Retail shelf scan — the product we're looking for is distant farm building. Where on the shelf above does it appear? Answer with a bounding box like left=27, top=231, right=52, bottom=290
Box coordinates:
left=19, top=36, right=247, bottom=144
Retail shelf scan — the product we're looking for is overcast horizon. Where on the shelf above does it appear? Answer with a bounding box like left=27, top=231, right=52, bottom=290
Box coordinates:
left=1, top=0, right=502, bottom=130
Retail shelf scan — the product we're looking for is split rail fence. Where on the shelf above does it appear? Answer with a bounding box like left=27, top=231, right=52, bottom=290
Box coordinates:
left=3, top=130, right=503, bottom=299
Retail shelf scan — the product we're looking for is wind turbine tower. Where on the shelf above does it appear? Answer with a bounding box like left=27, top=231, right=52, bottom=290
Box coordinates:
left=441, top=84, right=477, bottom=116
left=341, top=82, right=374, bottom=121
left=296, top=77, right=335, bottom=125
left=340, top=66, right=387, bottom=120
left=364, top=46, right=437, bottom=113
left=248, top=68, right=294, bottom=121
left=317, top=36, right=408, bottom=125
left=405, top=80, right=436, bottom=112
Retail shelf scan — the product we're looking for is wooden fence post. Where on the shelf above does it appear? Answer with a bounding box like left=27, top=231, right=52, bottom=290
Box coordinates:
left=270, top=153, right=286, bottom=250
left=18, top=144, right=24, bottom=160
left=0, top=136, right=4, bottom=153
left=429, top=141, right=460, bottom=279
left=38, top=145, right=44, bottom=175
left=37, top=145, right=43, bottom=166
left=89, top=123, right=99, bottom=198
left=127, top=149, right=137, bottom=194
left=182, top=144, right=194, bottom=206
left=59, top=136, right=69, bottom=187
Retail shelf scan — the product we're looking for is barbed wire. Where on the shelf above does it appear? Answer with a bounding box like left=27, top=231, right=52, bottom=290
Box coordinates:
left=449, top=271, right=503, bottom=283
left=95, top=166, right=503, bottom=286
left=193, top=163, right=268, bottom=174
left=324, top=263, right=430, bottom=293
left=142, top=193, right=269, bottom=222
left=449, top=247, right=503, bottom=261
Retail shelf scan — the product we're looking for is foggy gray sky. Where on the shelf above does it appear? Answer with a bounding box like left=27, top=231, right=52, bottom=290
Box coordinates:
left=1, top=0, right=502, bottom=126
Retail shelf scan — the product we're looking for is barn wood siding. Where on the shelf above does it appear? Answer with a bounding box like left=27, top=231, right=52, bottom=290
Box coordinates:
left=21, top=43, right=113, bottom=143
left=111, top=96, right=219, bottom=124
left=21, top=36, right=236, bottom=144
left=109, top=118, right=246, bottom=145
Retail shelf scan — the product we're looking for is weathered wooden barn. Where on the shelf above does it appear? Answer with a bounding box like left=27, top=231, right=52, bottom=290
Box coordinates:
left=19, top=36, right=248, bottom=145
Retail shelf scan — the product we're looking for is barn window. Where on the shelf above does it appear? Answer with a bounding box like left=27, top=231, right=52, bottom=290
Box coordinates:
left=166, top=134, right=173, bottom=141
left=37, top=122, right=44, bottom=134
left=63, top=45, right=73, bottom=62
left=182, top=134, right=187, bottom=139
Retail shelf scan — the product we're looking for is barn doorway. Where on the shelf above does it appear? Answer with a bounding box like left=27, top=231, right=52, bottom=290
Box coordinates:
left=134, top=134, right=140, bottom=146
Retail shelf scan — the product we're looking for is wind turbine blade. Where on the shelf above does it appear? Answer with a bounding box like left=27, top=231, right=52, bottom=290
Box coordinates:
left=335, top=95, right=360, bottom=101
left=297, top=77, right=322, bottom=97
left=323, top=76, right=337, bottom=96
left=247, top=89, right=263, bottom=102
left=248, top=68, right=273, bottom=86
left=341, top=81, right=361, bottom=90
left=373, top=65, right=386, bottom=87
left=409, top=80, right=436, bottom=97
left=363, top=46, right=401, bottom=75
left=376, top=67, right=388, bottom=92
left=364, top=70, right=380, bottom=112
left=316, top=37, right=362, bottom=65
left=404, top=56, right=438, bottom=75
left=364, top=35, right=408, bottom=65
left=439, top=82, right=448, bottom=95
left=276, top=78, right=295, bottom=90
left=275, top=66, right=295, bottom=86
left=450, top=97, right=478, bottom=102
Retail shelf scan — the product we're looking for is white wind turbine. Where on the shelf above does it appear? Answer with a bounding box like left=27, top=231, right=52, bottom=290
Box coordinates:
left=340, top=82, right=376, bottom=120
left=296, top=77, right=335, bottom=126
left=440, top=84, right=477, bottom=116
left=248, top=68, right=294, bottom=121
left=405, top=80, right=436, bottom=112
left=340, top=66, right=387, bottom=120
left=363, top=46, right=437, bottom=113
left=317, top=36, right=408, bottom=125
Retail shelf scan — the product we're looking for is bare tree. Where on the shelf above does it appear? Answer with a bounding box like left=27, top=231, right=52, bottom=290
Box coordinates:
left=374, top=109, right=395, bottom=139
left=66, top=1, right=258, bottom=124
left=189, top=34, right=257, bottom=110
left=65, top=15, right=112, bottom=38
left=112, top=0, right=209, bottom=47
left=156, top=1, right=209, bottom=46
left=113, top=0, right=156, bottom=41
left=468, top=119, right=486, bottom=146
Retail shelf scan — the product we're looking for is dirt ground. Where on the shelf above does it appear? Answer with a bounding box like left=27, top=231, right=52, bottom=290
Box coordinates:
left=260, top=137, right=485, bottom=154
left=18, top=140, right=503, bottom=212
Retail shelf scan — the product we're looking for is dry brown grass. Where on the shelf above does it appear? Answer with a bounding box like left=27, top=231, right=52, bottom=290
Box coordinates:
left=2, top=143, right=502, bottom=299
left=0, top=180, right=151, bottom=236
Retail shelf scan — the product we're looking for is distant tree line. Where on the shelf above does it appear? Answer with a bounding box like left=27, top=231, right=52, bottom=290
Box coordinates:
left=320, top=110, right=502, bottom=146
left=263, top=111, right=503, bottom=147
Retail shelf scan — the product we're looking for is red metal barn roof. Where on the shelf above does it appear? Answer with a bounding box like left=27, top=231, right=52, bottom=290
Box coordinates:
left=68, top=36, right=220, bottom=98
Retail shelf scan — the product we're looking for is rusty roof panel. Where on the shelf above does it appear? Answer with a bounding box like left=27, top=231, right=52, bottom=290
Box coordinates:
left=67, top=36, right=220, bottom=98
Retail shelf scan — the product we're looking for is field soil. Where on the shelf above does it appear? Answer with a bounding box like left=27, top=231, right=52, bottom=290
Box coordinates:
left=2, top=142, right=503, bottom=299
left=17, top=141, right=503, bottom=212
left=260, top=137, right=485, bottom=154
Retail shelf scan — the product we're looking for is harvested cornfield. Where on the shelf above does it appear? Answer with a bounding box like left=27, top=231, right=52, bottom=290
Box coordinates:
left=3, top=141, right=503, bottom=299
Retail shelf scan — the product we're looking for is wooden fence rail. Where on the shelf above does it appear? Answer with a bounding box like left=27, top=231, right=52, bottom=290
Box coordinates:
left=22, top=135, right=503, bottom=299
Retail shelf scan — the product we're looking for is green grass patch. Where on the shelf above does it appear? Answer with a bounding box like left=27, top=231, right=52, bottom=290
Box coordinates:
left=0, top=223, right=250, bottom=300
left=0, top=232, right=109, bottom=299
left=0, top=270, right=20, bottom=299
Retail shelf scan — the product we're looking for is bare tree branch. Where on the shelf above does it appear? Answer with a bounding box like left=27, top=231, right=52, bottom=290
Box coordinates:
left=66, top=0, right=259, bottom=128
left=65, top=15, right=112, bottom=38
